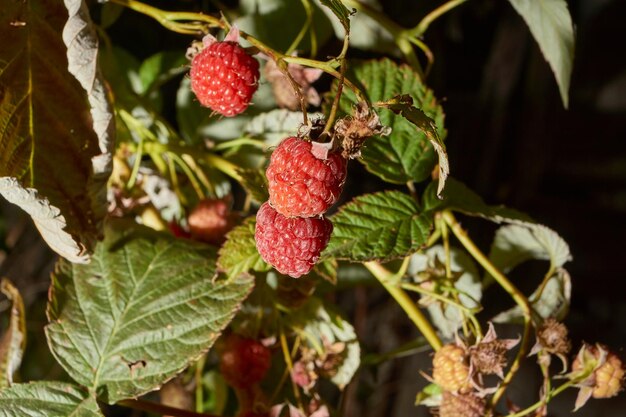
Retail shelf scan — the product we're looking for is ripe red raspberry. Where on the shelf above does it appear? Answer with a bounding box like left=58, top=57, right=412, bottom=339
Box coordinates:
left=190, top=41, right=260, bottom=117
left=219, top=334, right=271, bottom=389
left=266, top=137, right=347, bottom=218
left=187, top=198, right=237, bottom=245
left=255, top=202, right=332, bottom=278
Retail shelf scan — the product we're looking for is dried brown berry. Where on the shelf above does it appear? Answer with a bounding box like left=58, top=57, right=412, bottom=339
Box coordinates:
left=535, top=318, right=571, bottom=356
left=436, top=391, right=486, bottom=417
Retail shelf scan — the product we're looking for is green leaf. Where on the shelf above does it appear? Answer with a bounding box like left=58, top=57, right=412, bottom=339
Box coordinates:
left=45, top=221, right=254, bottom=404
left=237, top=168, right=269, bottom=204
left=315, top=0, right=396, bottom=54
left=0, top=279, right=26, bottom=389
left=0, top=382, right=102, bottom=417
left=408, top=246, right=482, bottom=339
left=138, top=51, right=187, bottom=95
left=324, top=191, right=433, bottom=262
left=331, top=59, right=446, bottom=185
left=422, top=178, right=533, bottom=224
left=489, top=223, right=572, bottom=323
left=244, top=110, right=317, bottom=147
left=319, top=0, right=352, bottom=31
left=285, top=297, right=360, bottom=390
left=0, top=0, right=113, bottom=262
left=493, top=268, right=571, bottom=324
left=415, top=383, right=442, bottom=407
left=217, top=217, right=270, bottom=279
left=489, top=224, right=572, bottom=274
left=507, top=0, right=575, bottom=107
left=237, top=0, right=334, bottom=52
left=377, top=95, right=449, bottom=196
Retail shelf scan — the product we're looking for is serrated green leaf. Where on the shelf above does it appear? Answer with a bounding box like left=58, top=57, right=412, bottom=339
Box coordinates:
left=408, top=246, right=482, bottom=339
left=324, top=191, right=433, bottom=262
left=319, top=0, right=352, bottom=31
left=0, top=279, right=26, bottom=389
left=0, top=0, right=113, bottom=262
left=0, top=382, right=102, bottom=417
left=330, top=59, right=446, bottom=185
left=285, top=297, right=360, bottom=390
left=489, top=223, right=572, bottom=323
left=218, top=217, right=270, bottom=279
left=489, top=224, right=572, bottom=274
left=237, top=168, right=269, bottom=204
left=377, top=95, right=449, bottom=196
left=508, top=0, right=575, bottom=107
left=45, top=221, right=254, bottom=404
left=422, top=178, right=533, bottom=224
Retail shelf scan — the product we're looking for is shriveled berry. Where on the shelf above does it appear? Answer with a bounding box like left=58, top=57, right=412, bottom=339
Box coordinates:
left=219, top=334, right=271, bottom=389
left=437, top=391, right=486, bottom=417
left=190, top=41, right=259, bottom=117
left=255, top=202, right=332, bottom=278
left=266, top=137, right=347, bottom=217
left=433, top=344, right=472, bottom=393
left=187, top=198, right=236, bottom=245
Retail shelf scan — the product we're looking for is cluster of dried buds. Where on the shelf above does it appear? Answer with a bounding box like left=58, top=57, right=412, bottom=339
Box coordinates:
left=429, top=323, right=518, bottom=417
left=426, top=319, right=624, bottom=416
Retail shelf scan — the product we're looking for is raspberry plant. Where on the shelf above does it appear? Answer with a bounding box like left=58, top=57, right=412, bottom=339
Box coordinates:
left=0, top=1, right=623, bottom=417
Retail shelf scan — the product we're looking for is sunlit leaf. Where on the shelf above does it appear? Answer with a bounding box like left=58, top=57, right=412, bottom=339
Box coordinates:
left=217, top=217, right=270, bottom=279
left=45, top=221, right=254, bottom=404
left=0, top=382, right=102, bottom=417
left=330, top=59, right=446, bottom=185
left=324, top=191, right=432, bottom=262
left=0, top=0, right=114, bottom=262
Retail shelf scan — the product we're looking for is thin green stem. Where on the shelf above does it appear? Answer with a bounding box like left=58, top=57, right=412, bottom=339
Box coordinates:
left=168, top=152, right=206, bottom=199
left=286, top=0, right=313, bottom=55
left=410, top=0, right=469, bottom=37
left=213, top=137, right=268, bottom=151
left=283, top=56, right=368, bottom=104
left=342, top=0, right=425, bottom=78
left=442, top=210, right=533, bottom=407
left=442, top=210, right=531, bottom=317
left=364, top=261, right=442, bottom=350
left=504, top=376, right=587, bottom=417
left=195, top=354, right=207, bottom=413
left=127, top=136, right=144, bottom=190
left=118, top=399, right=218, bottom=417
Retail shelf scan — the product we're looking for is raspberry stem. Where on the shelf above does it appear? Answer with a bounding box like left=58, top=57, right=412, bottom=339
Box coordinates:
left=364, top=261, right=443, bottom=351
left=442, top=210, right=534, bottom=408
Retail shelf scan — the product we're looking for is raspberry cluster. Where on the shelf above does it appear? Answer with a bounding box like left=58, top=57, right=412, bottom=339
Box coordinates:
left=255, top=136, right=347, bottom=278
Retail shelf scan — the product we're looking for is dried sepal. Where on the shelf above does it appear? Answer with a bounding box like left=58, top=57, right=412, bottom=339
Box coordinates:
left=567, top=343, right=625, bottom=411
left=529, top=317, right=571, bottom=373
left=334, top=102, right=391, bottom=159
